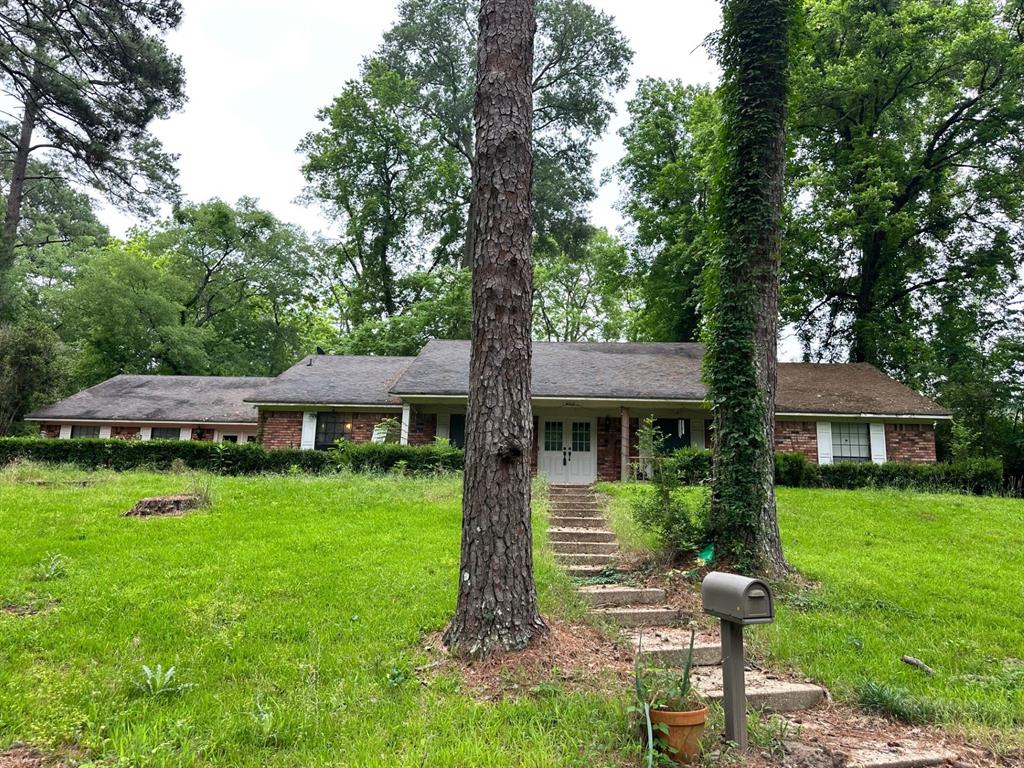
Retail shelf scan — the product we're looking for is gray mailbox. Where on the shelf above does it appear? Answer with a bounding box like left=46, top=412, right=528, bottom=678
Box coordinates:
left=702, top=571, right=774, bottom=625
left=701, top=571, right=776, bottom=749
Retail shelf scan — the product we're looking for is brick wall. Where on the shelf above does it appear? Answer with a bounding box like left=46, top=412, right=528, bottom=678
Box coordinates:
left=40, top=424, right=60, bottom=438
left=191, top=427, right=215, bottom=442
left=351, top=412, right=398, bottom=442
left=774, top=421, right=818, bottom=463
left=260, top=410, right=303, bottom=450
left=112, top=426, right=140, bottom=440
left=596, top=416, right=640, bottom=482
left=885, top=423, right=937, bottom=463
left=407, top=411, right=437, bottom=446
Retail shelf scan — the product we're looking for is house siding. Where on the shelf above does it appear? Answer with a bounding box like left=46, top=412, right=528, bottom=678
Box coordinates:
left=885, top=423, right=937, bottom=463
left=407, top=411, right=436, bottom=446
left=595, top=416, right=640, bottom=482
left=351, top=412, right=397, bottom=442
left=774, top=421, right=818, bottom=463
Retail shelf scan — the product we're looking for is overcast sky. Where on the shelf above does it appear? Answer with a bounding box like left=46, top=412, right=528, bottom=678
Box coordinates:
left=102, top=0, right=723, bottom=238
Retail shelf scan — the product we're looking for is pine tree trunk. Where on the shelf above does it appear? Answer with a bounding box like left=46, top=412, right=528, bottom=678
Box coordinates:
left=707, top=0, right=791, bottom=576
left=0, top=96, right=36, bottom=320
left=443, top=0, right=544, bottom=658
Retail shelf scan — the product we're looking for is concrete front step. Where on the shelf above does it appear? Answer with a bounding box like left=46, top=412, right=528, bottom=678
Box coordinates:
left=594, top=606, right=681, bottom=627
left=550, top=541, right=619, bottom=555
left=691, top=666, right=826, bottom=712
left=786, top=725, right=957, bottom=768
left=628, top=628, right=722, bottom=667
left=565, top=564, right=617, bottom=578
left=549, top=505, right=603, bottom=515
left=550, top=515, right=607, bottom=529
left=548, top=527, right=616, bottom=543
left=555, top=552, right=616, bottom=567
left=577, top=585, right=666, bottom=608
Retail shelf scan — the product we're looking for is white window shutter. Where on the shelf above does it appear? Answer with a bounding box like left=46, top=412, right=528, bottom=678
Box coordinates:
left=179, top=426, right=192, bottom=441
left=59, top=424, right=72, bottom=439
left=816, top=422, right=833, bottom=465
left=692, top=417, right=705, bottom=449
left=300, top=412, right=317, bottom=450
left=400, top=404, right=411, bottom=445
left=99, top=425, right=111, bottom=439
left=869, top=422, right=887, bottom=464
left=140, top=427, right=152, bottom=441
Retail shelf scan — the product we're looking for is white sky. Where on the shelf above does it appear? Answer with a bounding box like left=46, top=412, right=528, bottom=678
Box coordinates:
left=101, top=0, right=723, bottom=238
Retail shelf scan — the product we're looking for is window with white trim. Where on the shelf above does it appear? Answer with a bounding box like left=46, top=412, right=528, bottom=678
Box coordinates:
left=70, top=425, right=100, bottom=439
left=831, top=422, right=871, bottom=463
left=315, top=412, right=353, bottom=450
left=151, top=427, right=181, bottom=441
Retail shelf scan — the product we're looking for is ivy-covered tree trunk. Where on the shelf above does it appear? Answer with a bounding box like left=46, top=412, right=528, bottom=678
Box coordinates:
left=705, top=0, right=793, bottom=575
left=443, top=0, right=546, bottom=657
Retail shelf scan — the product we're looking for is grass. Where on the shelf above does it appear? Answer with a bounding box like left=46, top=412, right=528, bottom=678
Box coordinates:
left=0, top=465, right=633, bottom=767
left=600, top=482, right=1024, bottom=742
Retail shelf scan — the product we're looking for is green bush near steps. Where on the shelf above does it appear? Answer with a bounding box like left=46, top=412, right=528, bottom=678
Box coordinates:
left=651, top=448, right=1005, bottom=495
left=0, top=436, right=464, bottom=475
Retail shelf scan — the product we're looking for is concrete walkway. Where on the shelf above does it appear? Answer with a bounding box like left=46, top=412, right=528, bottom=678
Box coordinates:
left=548, top=484, right=958, bottom=768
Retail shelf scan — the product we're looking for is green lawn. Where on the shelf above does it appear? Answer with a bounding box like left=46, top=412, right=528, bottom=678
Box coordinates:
left=601, top=482, right=1024, bottom=739
left=0, top=466, right=632, bottom=767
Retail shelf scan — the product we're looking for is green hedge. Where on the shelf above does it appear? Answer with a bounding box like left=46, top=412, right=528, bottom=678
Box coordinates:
left=656, top=448, right=1004, bottom=495
left=0, top=437, right=463, bottom=475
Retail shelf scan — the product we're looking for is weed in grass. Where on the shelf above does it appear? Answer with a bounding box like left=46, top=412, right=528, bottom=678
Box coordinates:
left=184, top=474, right=214, bottom=509
left=387, top=665, right=411, bottom=689
left=31, top=551, right=67, bottom=581
left=746, top=708, right=797, bottom=758
left=137, top=664, right=191, bottom=697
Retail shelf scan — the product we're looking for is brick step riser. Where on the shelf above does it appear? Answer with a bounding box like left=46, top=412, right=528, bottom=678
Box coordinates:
left=638, top=644, right=722, bottom=667
left=550, top=542, right=619, bottom=555
left=596, top=609, right=680, bottom=628
left=550, top=516, right=606, bottom=529
left=548, top=530, right=615, bottom=543
left=579, top=588, right=667, bottom=607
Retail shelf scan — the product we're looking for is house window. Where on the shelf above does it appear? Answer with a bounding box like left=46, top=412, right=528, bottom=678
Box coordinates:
left=70, top=425, right=100, bottom=439
left=449, top=414, right=466, bottom=449
left=315, top=412, right=352, bottom=450
left=246, top=435, right=257, bottom=444
left=151, top=427, right=181, bottom=441
left=831, top=422, right=871, bottom=463
left=222, top=434, right=238, bottom=444
left=653, top=418, right=691, bottom=452
left=571, top=421, right=591, bottom=452
left=543, top=420, right=563, bottom=451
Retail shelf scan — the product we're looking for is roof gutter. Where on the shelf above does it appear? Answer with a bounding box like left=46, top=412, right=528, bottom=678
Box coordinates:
left=22, top=417, right=259, bottom=426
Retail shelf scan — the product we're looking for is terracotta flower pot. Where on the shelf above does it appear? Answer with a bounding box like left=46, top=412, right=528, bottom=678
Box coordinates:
left=649, top=704, right=708, bottom=766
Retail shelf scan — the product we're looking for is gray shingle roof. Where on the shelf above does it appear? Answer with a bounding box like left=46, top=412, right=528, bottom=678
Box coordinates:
left=245, top=355, right=413, bottom=406
left=390, top=340, right=707, bottom=400
left=26, top=375, right=274, bottom=424
left=390, top=339, right=949, bottom=417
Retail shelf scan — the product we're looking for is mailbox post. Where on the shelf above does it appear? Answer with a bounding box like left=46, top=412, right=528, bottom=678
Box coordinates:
left=701, top=571, right=775, bottom=749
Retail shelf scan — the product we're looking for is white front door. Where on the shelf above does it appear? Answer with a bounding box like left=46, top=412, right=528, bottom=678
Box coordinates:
left=538, top=417, right=597, bottom=485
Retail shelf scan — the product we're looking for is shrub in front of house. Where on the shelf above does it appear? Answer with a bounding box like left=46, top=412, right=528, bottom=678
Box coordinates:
left=660, top=447, right=1003, bottom=495
left=0, top=437, right=463, bottom=475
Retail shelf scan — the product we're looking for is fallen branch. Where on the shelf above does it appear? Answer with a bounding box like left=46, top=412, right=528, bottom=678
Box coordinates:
left=901, top=655, right=935, bottom=676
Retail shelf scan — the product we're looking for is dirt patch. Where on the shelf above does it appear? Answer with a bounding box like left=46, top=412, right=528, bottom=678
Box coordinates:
left=422, top=618, right=632, bottom=701
left=124, top=494, right=201, bottom=517
left=0, top=745, right=44, bottom=768
left=1, top=604, right=39, bottom=617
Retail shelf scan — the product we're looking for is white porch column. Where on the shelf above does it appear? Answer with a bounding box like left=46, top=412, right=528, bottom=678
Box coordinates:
left=620, top=407, right=630, bottom=482
left=400, top=403, right=411, bottom=445
left=815, top=421, right=833, bottom=465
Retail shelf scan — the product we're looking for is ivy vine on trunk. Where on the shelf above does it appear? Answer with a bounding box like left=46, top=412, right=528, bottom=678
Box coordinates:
left=704, top=0, right=794, bottom=575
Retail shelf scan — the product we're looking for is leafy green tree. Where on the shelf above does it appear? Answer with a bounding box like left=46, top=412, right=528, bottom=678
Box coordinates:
left=0, top=322, right=60, bottom=435
left=0, top=1, right=186, bottom=318
left=376, top=0, right=632, bottom=264
left=615, top=80, right=719, bottom=342
left=300, top=63, right=463, bottom=329
left=533, top=228, right=627, bottom=341
left=704, top=0, right=794, bottom=574
left=784, top=0, right=1024, bottom=371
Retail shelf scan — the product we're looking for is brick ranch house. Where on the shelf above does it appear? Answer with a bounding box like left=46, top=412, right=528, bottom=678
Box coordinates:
left=26, top=340, right=950, bottom=485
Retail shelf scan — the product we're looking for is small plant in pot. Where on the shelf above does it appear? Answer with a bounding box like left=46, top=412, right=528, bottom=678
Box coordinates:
left=633, top=624, right=707, bottom=766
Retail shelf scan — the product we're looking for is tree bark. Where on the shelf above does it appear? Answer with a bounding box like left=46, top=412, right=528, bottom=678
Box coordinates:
left=0, top=95, right=37, bottom=319
left=707, top=0, right=791, bottom=576
left=444, top=0, right=545, bottom=658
